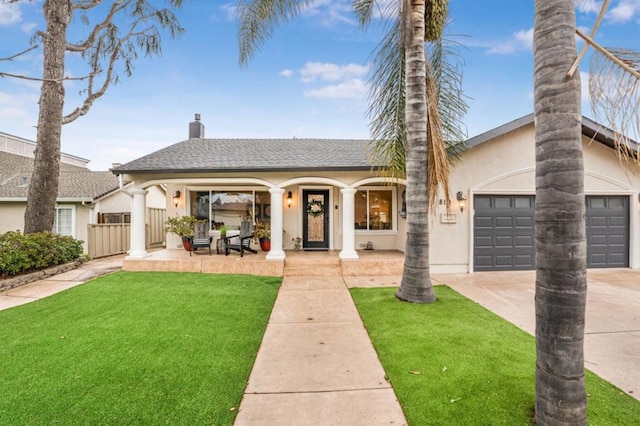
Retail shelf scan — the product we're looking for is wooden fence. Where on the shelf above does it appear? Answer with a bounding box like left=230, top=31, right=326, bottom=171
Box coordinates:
left=87, top=208, right=166, bottom=259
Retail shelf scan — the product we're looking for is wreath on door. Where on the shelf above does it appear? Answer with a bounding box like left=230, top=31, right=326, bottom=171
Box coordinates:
left=306, top=199, right=325, bottom=217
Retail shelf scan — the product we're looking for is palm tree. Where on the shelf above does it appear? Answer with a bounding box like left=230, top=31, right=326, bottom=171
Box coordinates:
left=239, top=0, right=463, bottom=303
left=533, top=0, right=587, bottom=423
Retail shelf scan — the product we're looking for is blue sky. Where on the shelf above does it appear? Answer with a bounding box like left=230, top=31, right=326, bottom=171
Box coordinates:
left=1, top=0, right=639, bottom=170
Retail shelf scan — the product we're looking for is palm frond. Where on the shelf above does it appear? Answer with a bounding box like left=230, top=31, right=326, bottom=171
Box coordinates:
left=427, top=33, right=469, bottom=161
left=238, top=0, right=312, bottom=65
left=366, top=12, right=406, bottom=181
left=590, top=47, right=640, bottom=171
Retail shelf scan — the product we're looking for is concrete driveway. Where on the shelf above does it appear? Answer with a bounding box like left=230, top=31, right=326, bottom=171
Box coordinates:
left=432, top=269, right=640, bottom=401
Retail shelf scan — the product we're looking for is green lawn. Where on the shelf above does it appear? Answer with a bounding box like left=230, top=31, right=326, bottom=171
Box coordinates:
left=351, top=285, right=640, bottom=426
left=0, top=271, right=281, bottom=425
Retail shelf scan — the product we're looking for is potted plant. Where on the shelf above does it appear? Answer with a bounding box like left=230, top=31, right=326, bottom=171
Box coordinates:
left=165, top=215, right=201, bottom=251
left=253, top=222, right=271, bottom=251
left=292, top=237, right=302, bottom=250
left=219, top=225, right=227, bottom=239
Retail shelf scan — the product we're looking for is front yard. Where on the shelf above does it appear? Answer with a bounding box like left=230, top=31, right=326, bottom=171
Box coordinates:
left=0, top=272, right=280, bottom=425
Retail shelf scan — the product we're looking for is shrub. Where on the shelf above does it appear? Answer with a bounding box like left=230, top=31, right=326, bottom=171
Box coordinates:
left=0, top=231, right=83, bottom=278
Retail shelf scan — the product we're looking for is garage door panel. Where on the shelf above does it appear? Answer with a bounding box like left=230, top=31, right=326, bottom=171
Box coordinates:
left=515, top=255, right=534, bottom=266
left=609, top=216, right=626, bottom=226
left=475, top=256, right=493, bottom=267
left=495, top=236, right=513, bottom=247
left=590, top=216, right=607, bottom=227
left=495, top=216, right=513, bottom=228
left=475, top=217, right=492, bottom=228
left=515, top=216, right=533, bottom=227
left=475, top=236, right=493, bottom=248
left=515, top=235, right=533, bottom=247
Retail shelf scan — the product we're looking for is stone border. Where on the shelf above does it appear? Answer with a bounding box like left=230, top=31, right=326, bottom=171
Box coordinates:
left=0, top=258, right=88, bottom=293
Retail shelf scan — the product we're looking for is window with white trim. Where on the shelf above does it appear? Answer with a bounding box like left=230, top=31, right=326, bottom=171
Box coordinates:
left=53, top=205, right=75, bottom=237
left=355, top=188, right=395, bottom=231
left=189, top=189, right=270, bottom=230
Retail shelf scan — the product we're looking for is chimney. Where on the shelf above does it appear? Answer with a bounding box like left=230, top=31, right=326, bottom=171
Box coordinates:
left=189, top=113, right=205, bottom=139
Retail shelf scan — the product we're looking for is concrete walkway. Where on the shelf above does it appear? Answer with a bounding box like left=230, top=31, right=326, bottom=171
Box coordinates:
left=234, top=275, right=407, bottom=426
left=0, top=255, right=124, bottom=311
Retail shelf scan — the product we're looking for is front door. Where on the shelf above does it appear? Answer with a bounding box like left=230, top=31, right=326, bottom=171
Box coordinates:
left=302, top=189, right=330, bottom=250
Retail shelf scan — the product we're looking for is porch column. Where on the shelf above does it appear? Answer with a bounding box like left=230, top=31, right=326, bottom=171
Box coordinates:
left=266, top=187, right=286, bottom=260
left=340, top=187, right=359, bottom=259
left=127, top=188, right=149, bottom=259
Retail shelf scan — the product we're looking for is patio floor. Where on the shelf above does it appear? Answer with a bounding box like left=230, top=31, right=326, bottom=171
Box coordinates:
left=122, top=248, right=406, bottom=277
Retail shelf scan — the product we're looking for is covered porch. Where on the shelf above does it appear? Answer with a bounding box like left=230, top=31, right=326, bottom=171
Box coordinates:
left=123, top=249, right=405, bottom=278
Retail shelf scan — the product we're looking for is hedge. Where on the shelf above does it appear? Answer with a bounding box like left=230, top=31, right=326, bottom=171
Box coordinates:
left=0, top=231, right=83, bottom=278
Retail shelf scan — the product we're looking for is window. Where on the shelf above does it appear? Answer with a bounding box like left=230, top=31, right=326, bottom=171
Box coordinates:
left=355, top=188, right=394, bottom=231
left=189, top=190, right=270, bottom=230
left=53, top=205, right=75, bottom=237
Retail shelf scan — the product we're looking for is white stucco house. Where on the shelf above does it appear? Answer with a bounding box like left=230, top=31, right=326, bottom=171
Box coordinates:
left=0, top=132, right=165, bottom=253
left=113, top=114, right=640, bottom=272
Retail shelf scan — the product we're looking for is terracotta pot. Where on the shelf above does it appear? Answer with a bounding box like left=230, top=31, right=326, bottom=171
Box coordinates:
left=181, top=236, right=192, bottom=251
left=259, top=238, right=271, bottom=252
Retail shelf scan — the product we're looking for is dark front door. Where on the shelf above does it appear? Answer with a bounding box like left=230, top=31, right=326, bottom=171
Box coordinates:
left=302, top=189, right=330, bottom=250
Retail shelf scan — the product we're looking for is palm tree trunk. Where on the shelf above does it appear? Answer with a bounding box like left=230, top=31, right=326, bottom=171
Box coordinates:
left=396, top=0, right=436, bottom=304
left=533, top=0, right=587, bottom=423
left=24, top=0, right=71, bottom=234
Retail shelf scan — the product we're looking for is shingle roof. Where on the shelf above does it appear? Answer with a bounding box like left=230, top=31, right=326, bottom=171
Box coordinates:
left=113, top=138, right=377, bottom=174
left=0, top=151, right=121, bottom=200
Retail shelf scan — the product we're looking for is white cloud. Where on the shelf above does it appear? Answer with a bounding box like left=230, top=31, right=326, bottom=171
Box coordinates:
left=0, top=3, right=21, bottom=26
left=220, top=3, right=238, bottom=21
left=21, top=21, right=36, bottom=33
left=301, top=0, right=354, bottom=27
left=575, top=0, right=603, bottom=13
left=608, top=0, right=640, bottom=22
left=279, top=69, right=293, bottom=78
left=488, top=28, right=533, bottom=55
left=299, top=62, right=368, bottom=82
left=580, top=70, right=591, bottom=107
left=304, top=78, right=367, bottom=99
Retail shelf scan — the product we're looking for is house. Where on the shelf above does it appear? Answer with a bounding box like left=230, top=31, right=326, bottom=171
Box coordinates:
left=0, top=132, right=166, bottom=254
left=113, top=113, right=640, bottom=272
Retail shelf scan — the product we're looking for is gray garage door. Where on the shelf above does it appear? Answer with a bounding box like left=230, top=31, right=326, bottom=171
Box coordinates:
left=473, top=195, right=629, bottom=271
left=586, top=196, right=629, bottom=267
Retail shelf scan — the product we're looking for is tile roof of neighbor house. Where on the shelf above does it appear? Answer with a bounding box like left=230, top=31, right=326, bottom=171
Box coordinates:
left=0, top=151, right=122, bottom=200
left=113, top=138, right=378, bottom=174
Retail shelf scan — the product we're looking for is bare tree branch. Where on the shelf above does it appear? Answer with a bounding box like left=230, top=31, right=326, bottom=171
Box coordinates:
left=67, top=0, right=130, bottom=52
left=0, top=45, right=39, bottom=61
left=0, top=70, right=98, bottom=82
left=73, top=0, right=106, bottom=10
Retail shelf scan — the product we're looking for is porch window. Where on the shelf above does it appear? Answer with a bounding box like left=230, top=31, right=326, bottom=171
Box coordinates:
left=189, top=190, right=270, bottom=230
left=53, top=205, right=75, bottom=237
left=355, top=189, right=394, bottom=231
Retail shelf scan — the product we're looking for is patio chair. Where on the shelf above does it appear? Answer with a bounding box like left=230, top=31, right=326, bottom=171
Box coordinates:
left=190, top=221, right=212, bottom=256
left=224, top=220, right=257, bottom=257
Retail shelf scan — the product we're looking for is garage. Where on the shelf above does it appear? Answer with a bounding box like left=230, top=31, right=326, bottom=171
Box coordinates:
left=473, top=195, right=629, bottom=271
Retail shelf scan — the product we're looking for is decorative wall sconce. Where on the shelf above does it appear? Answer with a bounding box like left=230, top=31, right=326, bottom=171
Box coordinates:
left=173, top=190, right=181, bottom=208
left=287, top=191, right=293, bottom=208
left=456, top=191, right=467, bottom=213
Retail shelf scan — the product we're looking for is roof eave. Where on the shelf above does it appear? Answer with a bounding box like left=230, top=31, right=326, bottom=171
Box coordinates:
left=113, top=166, right=379, bottom=175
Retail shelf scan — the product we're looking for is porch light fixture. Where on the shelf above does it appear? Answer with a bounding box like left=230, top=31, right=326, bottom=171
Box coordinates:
left=287, top=191, right=293, bottom=208
left=456, top=191, right=467, bottom=213
left=173, top=190, right=181, bottom=208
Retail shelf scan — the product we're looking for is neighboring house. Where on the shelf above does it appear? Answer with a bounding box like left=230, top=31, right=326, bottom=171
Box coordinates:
left=114, top=114, right=640, bottom=272
left=0, top=132, right=166, bottom=253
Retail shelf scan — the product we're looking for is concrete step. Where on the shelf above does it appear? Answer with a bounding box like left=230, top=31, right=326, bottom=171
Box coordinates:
left=284, top=266, right=342, bottom=277
left=284, top=257, right=340, bottom=269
